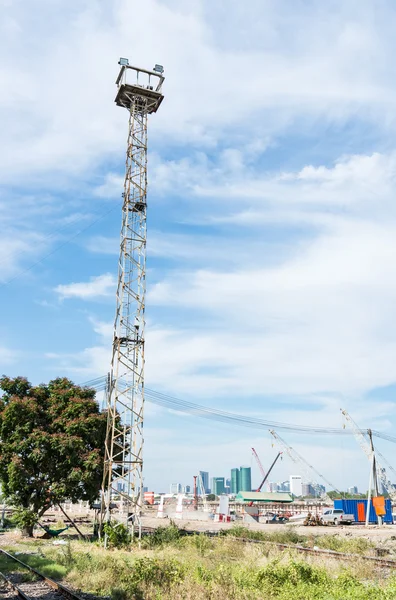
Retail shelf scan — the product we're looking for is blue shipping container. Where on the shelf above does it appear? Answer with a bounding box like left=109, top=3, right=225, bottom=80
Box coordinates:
left=334, top=498, right=393, bottom=524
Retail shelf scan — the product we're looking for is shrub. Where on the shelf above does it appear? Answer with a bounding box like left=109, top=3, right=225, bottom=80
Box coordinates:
left=225, top=524, right=307, bottom=546
left=188, top=533, right=214, bottom=556
left=103, top=522, right=131, bottom=549
left=140, top=523, right=183, bottom=548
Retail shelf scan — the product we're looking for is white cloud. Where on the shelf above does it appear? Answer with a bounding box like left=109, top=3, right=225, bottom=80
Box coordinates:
left=0, top=346, right=18, bottom=365
left=88, top=317, right=113, bottom=340
left=6, top=0, right=396, bottom=492
left=144, top=218, right=396, bottom=396
left=3, top=1, right=396, bottom=183
left=54, top=273, right=116, bottom=300
left=0, top=232, right=48, bottom=283
left=94, top=174, right=124, bottom=199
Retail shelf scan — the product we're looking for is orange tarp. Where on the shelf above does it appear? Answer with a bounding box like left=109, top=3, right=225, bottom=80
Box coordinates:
left=372, top=496, right=386, bottom=516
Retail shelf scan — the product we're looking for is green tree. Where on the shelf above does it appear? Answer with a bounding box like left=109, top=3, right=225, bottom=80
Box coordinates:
left=0, top=376, right=107, bottom=536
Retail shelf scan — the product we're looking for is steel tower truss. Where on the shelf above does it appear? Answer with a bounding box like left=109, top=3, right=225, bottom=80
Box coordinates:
left=103, top=63, right=164, bottom=538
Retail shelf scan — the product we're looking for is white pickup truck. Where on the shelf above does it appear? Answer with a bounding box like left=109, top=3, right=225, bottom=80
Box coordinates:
left=321, top=508, right=354, bottom=525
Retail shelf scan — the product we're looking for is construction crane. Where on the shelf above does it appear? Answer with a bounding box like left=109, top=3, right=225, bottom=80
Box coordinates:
left=252, top=448, right=269, bottom=491
left=198, top=472, right=208, bottom=512
left=252, top=447, right=282, bottom=492
left=269, top=430, right=340, bottom=501
left=341, top=409, right=396, bottom=501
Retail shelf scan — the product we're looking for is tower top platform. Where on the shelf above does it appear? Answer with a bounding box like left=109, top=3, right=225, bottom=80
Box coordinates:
left=115, top=63, right=165, bottom=113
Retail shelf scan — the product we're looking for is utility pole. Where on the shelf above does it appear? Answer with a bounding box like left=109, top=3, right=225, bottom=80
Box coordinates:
left=193, top=476, right=198, bottom=511
left=367, top=429, right=382, bottom=526
left=102, top=59, right=165, bottom=540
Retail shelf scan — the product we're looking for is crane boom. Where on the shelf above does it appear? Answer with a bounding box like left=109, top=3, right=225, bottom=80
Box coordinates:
left=340, top=409, right=372, bottom=461
left=269, top=430, right=340, bottom=499
left=252, top=448, right=266, bottom=478
left=341, top=408, right=396, bottom=501
left=257, top=452, right=282, bottom=492
left=252, top=447, right=282, bottom=492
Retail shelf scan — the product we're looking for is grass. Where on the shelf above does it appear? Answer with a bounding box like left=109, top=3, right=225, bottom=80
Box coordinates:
left=1, top=526, right=393, bottom=599
left=222, top=525, right=376, bottom=556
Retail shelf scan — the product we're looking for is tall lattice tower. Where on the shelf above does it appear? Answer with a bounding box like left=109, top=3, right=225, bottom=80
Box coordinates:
left=102, top=60, right=164, bottom=538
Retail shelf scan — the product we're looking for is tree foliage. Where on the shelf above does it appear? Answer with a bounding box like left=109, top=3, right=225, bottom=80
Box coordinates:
left=0, top=376, right=107, bottom=535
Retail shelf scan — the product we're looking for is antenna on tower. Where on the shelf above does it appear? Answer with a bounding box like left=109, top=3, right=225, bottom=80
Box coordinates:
left=101, top=59, right=165, bottom=541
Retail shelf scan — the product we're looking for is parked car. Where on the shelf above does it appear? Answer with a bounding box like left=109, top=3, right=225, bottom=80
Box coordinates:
left=321, top=508, right=354, bottom=525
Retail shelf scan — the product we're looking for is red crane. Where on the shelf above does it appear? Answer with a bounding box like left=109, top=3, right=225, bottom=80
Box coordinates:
left=251, top=447, right=283, bottom=492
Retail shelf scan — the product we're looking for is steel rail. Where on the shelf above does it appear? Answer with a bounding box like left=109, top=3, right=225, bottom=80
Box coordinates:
left=232, top=537, right=396, bottom=568
left=141, top=525, right=396, bottom=569
left=0, top=572, right=30, bottom=600
left=0, top=549, right=83, bottom=600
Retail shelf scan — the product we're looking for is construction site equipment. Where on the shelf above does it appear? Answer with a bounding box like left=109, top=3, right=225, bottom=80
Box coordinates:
left=256, top=450, right=282, bottom=492
left=102, top=62, right=165, bottom=540
left=193, top=476, right=198, bottom=510
left=269, top=430, right=340, bottom=501
left=341, top=409, right=396, bottom=505
left=198, top=472, right=209, bottom=512
left=249, top=448, right=283, bottom=506
left=303, top=513, right=322, bottom=526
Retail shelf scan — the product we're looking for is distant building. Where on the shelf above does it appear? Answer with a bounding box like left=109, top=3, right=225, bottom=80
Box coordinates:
left=231, top=468, right=240, bottom=494
left=279, top=481, right=290, bottom=492
left=269, top=481, right=279, bottom=492
left=183, top=485, right=191, bottom=494
left=211, top=477, right=225, bottom=496
left=348, top=486, right=358, bottom=495
left=230, top=466, right=252, bottom=493
left=170, top=483, right=182, bottom=494
left=302, top=483, right=316, bottom=497
left=226, top=478, right=231, bottom=489
left=199, top=471, right=210, bottom=494
left=239, top=467, right=252, bottom=492
left=143, top=486, right=148, bottom=493
left=290, top=475, right=302, bottom=497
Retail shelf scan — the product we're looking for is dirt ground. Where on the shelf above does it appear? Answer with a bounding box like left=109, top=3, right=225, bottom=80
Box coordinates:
left=141, top=515, right=396, bottom=543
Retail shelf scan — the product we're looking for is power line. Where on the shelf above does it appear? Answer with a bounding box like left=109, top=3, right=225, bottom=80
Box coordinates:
left=80, top=375, right=396, bottom=443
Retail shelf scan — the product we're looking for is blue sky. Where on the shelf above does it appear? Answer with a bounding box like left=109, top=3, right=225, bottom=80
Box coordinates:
left=2, top=0, right=396, bottom=492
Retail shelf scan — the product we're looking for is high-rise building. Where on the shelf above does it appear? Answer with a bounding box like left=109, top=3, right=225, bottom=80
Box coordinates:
left=348, top=486, right=358, bottom=495
left=199, top=471, right=210, bottom=494
left=183, top=485, right=191, bottom=494
left=143, top=486, right=148, bottom=493
left=278, top=481, right=290, bottom=492
left=302, top=483, right=316, bottom=497
left=170, top=483, right=182, bottom=494
left=239, top=467, right=252, bottom=492
left=212, top=477, right=225, bottom=496
left=231, top=468, right=240, bottom=494
left=290, top=475, right=302, bottom=497
left=269, top=481, right=279, bottom=492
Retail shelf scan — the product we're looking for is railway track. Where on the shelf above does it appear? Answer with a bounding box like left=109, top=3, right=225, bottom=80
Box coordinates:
left=232, top=537, right=396, bottom=569
left=142, top=525, right=396, bottom=569
left=0, top=549, right=82, bottom=600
